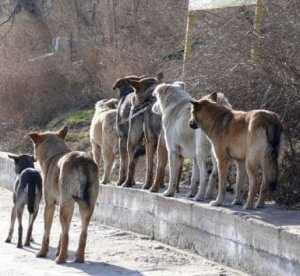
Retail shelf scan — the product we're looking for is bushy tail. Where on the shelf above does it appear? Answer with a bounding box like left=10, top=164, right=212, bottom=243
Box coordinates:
left=27, top=181, right=36, bottom=214
left=72, top=163, right=99, bottom=209
left=265, top=122, right=283, bottom=191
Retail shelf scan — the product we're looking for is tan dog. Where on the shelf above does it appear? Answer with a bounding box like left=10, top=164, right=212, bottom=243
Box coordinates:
left=90, top=98, right=118, bottom=184
left=190, top=94, right=284, bottom=209
left=29, top=127, right=99, bottom=264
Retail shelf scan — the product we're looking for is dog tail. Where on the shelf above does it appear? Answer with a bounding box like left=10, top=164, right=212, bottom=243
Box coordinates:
left=264, top=119, right=283, bottom=192
left=72, top=162, right=99, bottom=209
left=27, top=180, right=36, bottom=214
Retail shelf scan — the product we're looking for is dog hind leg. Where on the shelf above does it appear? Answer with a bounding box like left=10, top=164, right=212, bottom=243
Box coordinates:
left=232, top=161, right=247, bottom=206
left=56, top=202, right=74, bottom=264
left=74, top=205, right=93, bottom=263
left=150, top=134, right=168, bottom=192
left=24, top=209, right=39, bottom=246
left=16, top=206, right=24, bottom=248
left=36, top=203, right=55, bottom=258
left=101, top=145, right=114, bottom=184
left=163, top=152, right=183, bottom=197
left=5, top=205, right=17, bottom=243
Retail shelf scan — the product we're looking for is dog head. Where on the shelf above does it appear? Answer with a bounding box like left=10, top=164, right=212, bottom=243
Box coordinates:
left=8, top=154, right=35, bottom=174
left=113, top=75, right=146, bottom=98
left=95, top=98, right=119, bottom=112
left=189, top=98, right=212, bottom=130
left=29, top=126, right=69, bottom=165
left=128, top=72, right=164, bottom=101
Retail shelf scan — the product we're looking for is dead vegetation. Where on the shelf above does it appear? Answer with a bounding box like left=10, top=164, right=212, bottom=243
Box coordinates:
left=0, top=0, right=299, bottom=207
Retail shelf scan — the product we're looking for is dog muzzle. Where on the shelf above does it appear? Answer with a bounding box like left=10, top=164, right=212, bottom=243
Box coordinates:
left=189, top=120, right=198, bottom=129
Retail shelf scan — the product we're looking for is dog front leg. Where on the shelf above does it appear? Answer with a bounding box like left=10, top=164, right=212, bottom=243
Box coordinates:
left=150, top=134, right=168, bottom=192
left=188, top=158, right=200, bottom=198
left=143, top=138, right=158, bottom=190
left=232, top=161, right=246, bottom=206
left=244, top=162, right=257, bottom=210
left=163, top=152, right=183, bottom=197
left=210, top=158, right=229, bottom=206
left=117, top=137, right=128, bottom=186
left=37, top=203, right=55, bottom=258
left=205, top=153, right=218, bottom=199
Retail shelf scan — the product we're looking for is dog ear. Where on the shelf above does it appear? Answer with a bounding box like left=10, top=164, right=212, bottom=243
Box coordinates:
left=8, top=154, right=19, bottom=161
left=57, top=126, right=68, bottom=140
left=208, top=92, right=218, bottom=102
left=29, top=133, right=44, bottom=144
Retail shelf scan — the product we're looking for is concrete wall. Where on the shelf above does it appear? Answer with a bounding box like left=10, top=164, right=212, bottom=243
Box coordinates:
left=94, top=186, right=300, bottom=276
left=1, top=152, right=300, bottom=275
left=0, top=152, right=16, bottom=191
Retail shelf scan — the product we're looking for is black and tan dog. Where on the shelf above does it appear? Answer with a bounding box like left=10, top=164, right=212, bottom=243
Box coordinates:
left=113, top=73, right=167, bottom=190
left=190, top=94, right=284, bottom=209
left=5, top=154, right=42, bottom=248
left=29, top=127, right=99, bottom=264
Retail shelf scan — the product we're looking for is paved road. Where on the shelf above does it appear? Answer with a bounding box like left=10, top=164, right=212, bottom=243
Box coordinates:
left=0, top=187, right=246, bottom=276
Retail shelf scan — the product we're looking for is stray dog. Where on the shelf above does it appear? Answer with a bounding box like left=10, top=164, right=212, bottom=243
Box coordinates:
left=90, top=98, right=119, bottom=184
left=190, top=94, right=284, bottom=208
left=29, top=127, right=99, bottom=264
left=113, top=73, right=165, bottom=189
left=5, top=154, right=42, bottom=248
left=113, top=75, right=146, bottom=186
left=153, top=82, right=231, bottom=199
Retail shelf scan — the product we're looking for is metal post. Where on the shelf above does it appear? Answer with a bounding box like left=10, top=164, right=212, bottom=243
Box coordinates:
left=182, top=11, right=197, bottom=79
left=251, top=0, right=264, bottom=62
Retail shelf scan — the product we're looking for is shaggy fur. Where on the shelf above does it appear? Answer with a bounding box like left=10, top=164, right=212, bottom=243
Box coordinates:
left=114, top=73, right=166, bottom=189
left=5, top=154, right=42, bottom=248
left=29, top=127, right=99, bottom=264
left=90, top=98, right=119, bottom=184
left=153, top=82, right=231, bottom=198
left=190, top=95, right=284, bottom=208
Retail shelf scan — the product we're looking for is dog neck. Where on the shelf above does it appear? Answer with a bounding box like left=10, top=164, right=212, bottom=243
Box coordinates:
left=197, top=102, right=232, bottom=139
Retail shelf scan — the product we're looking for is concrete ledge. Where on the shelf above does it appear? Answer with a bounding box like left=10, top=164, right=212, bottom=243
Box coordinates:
left=1, top=152, right=300, bottom=275
left=94, top=185, right=300, bottom=276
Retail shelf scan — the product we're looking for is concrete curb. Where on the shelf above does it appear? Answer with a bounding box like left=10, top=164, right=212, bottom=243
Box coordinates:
left=94, top=185, right=300, bottom=276
left=1, top=152, right=300, bottom=275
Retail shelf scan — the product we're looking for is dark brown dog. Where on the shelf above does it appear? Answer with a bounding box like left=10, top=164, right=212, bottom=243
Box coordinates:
left=113, top=73, right=167, bottom=189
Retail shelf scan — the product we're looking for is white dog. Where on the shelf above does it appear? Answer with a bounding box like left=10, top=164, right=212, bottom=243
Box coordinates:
left=153, top=81, right=231, bottom=200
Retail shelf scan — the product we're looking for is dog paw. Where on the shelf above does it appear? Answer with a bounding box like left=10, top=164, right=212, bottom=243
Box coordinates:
left=209, top=200, right=223, bottom=207
left=36, top=250, right=47, bottom=258
left=5, top=238, right=11, bottom=243
left=194, top=192, right=205, bottom=201
left=142, top=183, right=151, bottom=190
left=24, top=241, right=30, bottom=247
left=243, top=202, right=254, bottom=210
left=55, top=256, right=67, bottom=264
left=17, top=243, right=23, bottom=249
left=163, top=190, right=175, bottom=197
left=255, top=201, right=265, bottom=209
left=187, top=191, right=196, bottom=198
left=122, top=181, right=133, bottom=188
left=74, top=256, right=85, bottom=263
left=231, top=199, right=242, bottom=206
left=149, top=186, right=159, bottom=193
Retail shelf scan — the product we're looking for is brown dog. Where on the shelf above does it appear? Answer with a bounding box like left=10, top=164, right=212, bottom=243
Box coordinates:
left=190, top=94, right=284, bottom=209
left=29, top=127, right=99, bottom=264
left=114, top=73, right=167, bottom=189
left=90, top=98, right=119, bottom=184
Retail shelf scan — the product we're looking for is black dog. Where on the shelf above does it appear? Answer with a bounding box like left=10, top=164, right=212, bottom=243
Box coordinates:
left=5, top=154, right=42, bottom=248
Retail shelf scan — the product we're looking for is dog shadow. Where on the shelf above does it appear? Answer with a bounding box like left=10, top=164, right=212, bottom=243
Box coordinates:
left=64, top=261, right=144, bottom=276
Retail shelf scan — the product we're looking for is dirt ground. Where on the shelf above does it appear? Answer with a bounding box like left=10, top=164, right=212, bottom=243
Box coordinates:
left=0, top=187, right=247, bottom=276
